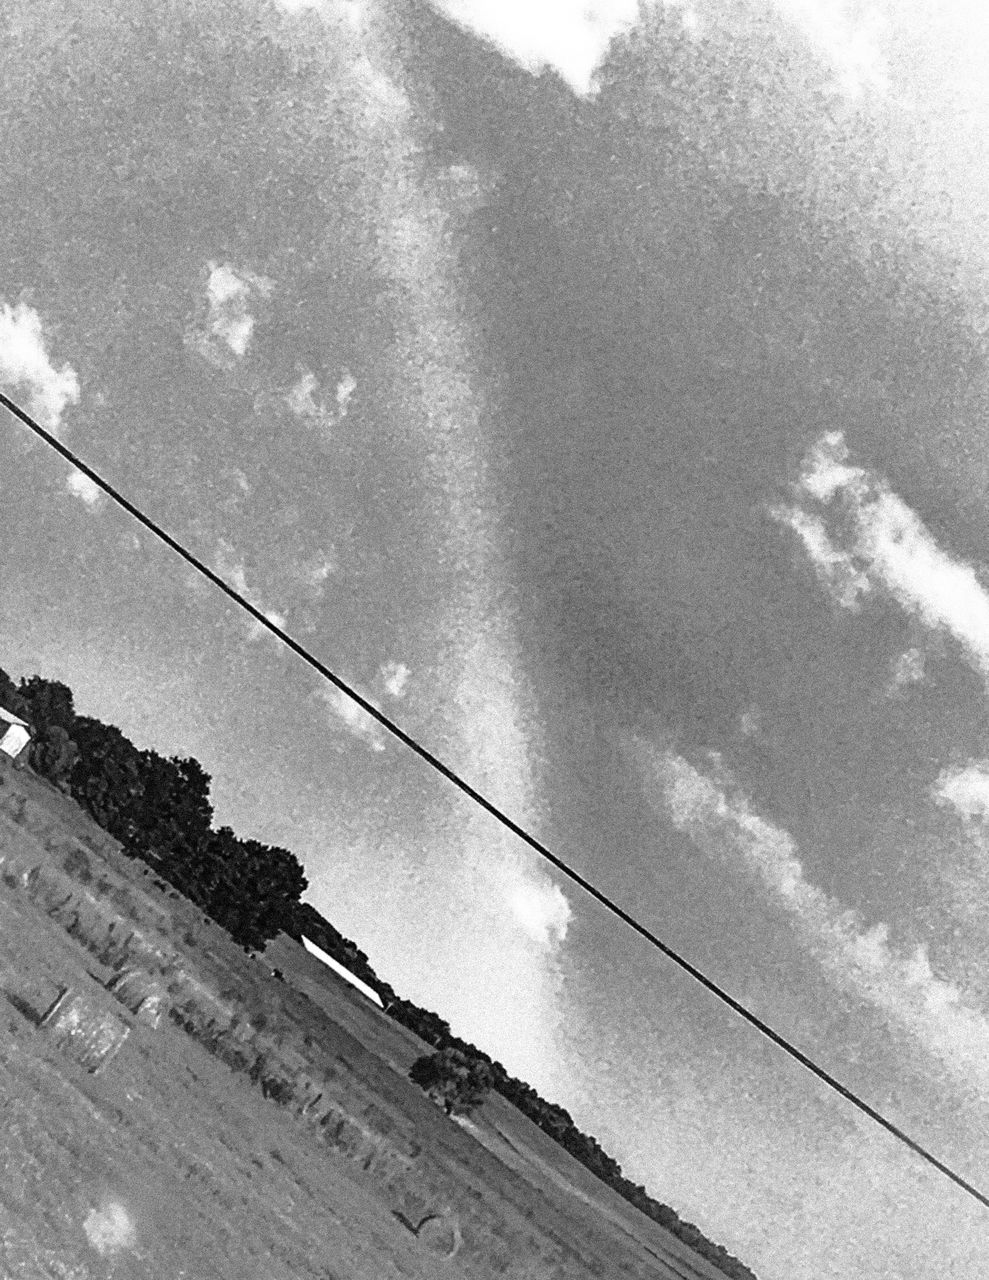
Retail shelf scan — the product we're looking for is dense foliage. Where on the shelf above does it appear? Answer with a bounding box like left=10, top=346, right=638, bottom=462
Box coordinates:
left=0, top=663, right=757, bottom=1280
left=2, top=668, right=306, bottom=951
left=409, top=1047, right=494, bottom=1117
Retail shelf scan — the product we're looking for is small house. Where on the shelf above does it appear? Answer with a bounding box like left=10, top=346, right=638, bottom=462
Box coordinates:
left=0, top=707, right=30, bottom=761
left=300, top=934, right=386, bottom=1008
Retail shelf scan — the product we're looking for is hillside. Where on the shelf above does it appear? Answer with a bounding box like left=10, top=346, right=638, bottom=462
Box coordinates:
left=0, top=754, right=752, bottom=1279
left=0, top=664, right=757, bottom=1278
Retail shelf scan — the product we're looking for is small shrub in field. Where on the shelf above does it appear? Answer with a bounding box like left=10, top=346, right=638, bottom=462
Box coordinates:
left=409, top=1048, right=493, bottom=1117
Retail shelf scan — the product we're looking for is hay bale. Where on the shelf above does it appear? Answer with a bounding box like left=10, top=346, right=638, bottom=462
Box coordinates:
left=415, top=1212, right=462, bottom=1259
left=5, top=974, right=67, bottom=1025
left=106, top=968, right=168, bottom=1029
left=39, top=990, right=130, bottom=1073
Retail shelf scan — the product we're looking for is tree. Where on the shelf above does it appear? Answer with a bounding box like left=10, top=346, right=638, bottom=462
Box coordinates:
left=17, top=675, right=76, bottom=731
left=409, top=1048, right=494, bottom=1118
left=168, top=826, right=308, bottom=952
left=0, top=666, right=24, bottom=714
left=68, top=718, right=146, bottom=839
left=28, top=724, right=79, bottom=791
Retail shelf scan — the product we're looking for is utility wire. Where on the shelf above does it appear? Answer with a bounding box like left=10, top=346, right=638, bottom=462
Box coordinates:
left=4, top=386, right=989, bottom=1213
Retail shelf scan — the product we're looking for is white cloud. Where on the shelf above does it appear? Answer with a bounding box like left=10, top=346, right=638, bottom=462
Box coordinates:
left=379, top=659, right=410, bottom=699
left=887, top=646, right=926, bottom=694
left=245, top=608, right=288, bottom=643
left=351, top=53, right=410, bottom=123
left=65, top=469, right=104, bottom=509
left=776, top=430, right=989, bottom=680
left=935, top=762, right=989, bottom=821
left=0, top=300, right=80, bottom=436
left=310, top=556, right=336, bottom=585
left=650, top=746, right=989, bottom=1091
left=506, top=876, right=571, bottom=947
left=767, top=0, right=890, bottom=99
left=285, top=367, right=355, bottom=428
left=286, top=370, right=321, bottom=419
left=423, top=0, right=888, bottom=99
left=320, top=684, right=386, bottom=752
left=739, top=706, right=763, bottom=737
left=769, top=502, right=871, bottom=610
left=425, top=0, right=641, bottom=95
left=335, top=371, right=357, bottom=415
left=799, top=430, right=868, bottom=504
left=187, top=263, right=272, bottom=368
left=272, top=0, right=366, bottom=33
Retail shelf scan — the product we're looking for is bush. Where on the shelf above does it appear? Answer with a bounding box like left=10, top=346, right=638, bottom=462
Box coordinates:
left=409, top=1048, right=494, bottom=1118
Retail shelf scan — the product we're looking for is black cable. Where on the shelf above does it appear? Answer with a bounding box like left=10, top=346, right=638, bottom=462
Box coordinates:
left=3, top=386, right=988, bottom=1211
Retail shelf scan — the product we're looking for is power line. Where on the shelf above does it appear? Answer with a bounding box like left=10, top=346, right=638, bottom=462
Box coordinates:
left=3, top=385, right=988, bottom=1212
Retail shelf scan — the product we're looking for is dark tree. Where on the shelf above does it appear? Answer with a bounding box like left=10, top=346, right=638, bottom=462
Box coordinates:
left=409, top=1047, right=494, bottom=1118
left=0, top=666, right=24, bottom=713
left=172, top=826, right=308, bottom=951
left=28, top=724, right=79, bottom=791
left=68, top=718, right=146, bottom=840
left=17, top=675, right=76, bottom=731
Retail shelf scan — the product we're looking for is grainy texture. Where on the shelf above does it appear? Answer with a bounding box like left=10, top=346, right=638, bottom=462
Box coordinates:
left=0, top=761, right=730, bottom=1280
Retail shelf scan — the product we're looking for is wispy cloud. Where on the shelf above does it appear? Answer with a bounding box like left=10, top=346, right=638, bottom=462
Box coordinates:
left=738, top=706, right=763, bottom=737
left=767, top=0, right=890, bottom=100
left=378, top=659, right=410, bottom=699
left=285, top=370, right=321, bottom=419
left=420, top=0, right=884, bottom=99
left=335, top=371, right=357, bottom=416
left=65, top=469, right=104, bottom=510
left=769, top=502, right=871, bottom=610
left=0, top=300, right=80, bottom=436
left=425, top=0, right=641, bottom=95
left=646, top=745, right=989, bottom=1091
left=245, top=608, right=288, bottom=643
left=319, top=684, right=386, bottom=752
left=285, top=367, right=356, bottom=429
left=887, top=646, right=926, bottom=696
left=935, top=762, right=989, bottom=821
left=213, top=539, right=286, bottom=644
left=774, top=430, right=989, bottom=680
left=186, top=262, right=273, bottom=369
left=302, top=555, right=336, bottom=601
left=505, top=874, right=571, bottom=947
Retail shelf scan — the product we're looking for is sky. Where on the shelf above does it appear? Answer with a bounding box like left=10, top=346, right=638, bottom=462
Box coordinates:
left=4, top=1, right=989, bottom=1275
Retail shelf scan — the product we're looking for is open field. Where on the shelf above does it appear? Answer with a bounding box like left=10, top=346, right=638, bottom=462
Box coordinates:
left=0, top=758, right=736, bottom=1280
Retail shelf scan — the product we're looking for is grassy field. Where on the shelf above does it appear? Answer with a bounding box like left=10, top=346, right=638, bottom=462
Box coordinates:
left=0, top=757, right=735, bottom=1280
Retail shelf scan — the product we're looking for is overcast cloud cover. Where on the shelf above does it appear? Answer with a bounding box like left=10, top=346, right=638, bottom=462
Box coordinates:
left=5, top=1, right=989, bottom=1276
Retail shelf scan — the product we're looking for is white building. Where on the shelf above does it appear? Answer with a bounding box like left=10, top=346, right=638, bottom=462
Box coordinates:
left=300, top=934, right=386, bottom=1008
left=0, top=707, right=30, bottom=761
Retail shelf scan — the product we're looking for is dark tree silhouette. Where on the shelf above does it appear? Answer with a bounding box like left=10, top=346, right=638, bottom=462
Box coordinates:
left=409, top=1047, right=494, bottom=1118
left=28, top=724, right=79, bottom=791
left=17, top=675, right=76, bottom=731
left=0, top=666, right=23, bottom=713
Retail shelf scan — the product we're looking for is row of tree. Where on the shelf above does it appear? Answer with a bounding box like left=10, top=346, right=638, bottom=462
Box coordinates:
left=0, top=668, right=306, bottom=951
left=0, top=665, right=756, bottom=1280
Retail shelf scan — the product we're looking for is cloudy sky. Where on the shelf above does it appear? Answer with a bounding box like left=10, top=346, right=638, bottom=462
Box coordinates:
left=5, top=0, right=989, bottom=1275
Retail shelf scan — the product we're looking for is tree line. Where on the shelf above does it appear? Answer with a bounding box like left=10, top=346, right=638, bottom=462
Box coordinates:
left=0, top=665, right=757, bottom=1280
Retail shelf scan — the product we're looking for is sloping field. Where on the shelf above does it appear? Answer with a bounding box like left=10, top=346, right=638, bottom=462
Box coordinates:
left=0, top=758, right=735, bottom=1280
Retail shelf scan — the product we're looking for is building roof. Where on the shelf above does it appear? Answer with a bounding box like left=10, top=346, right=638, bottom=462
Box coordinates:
left=0, top=706, right=28, bottom=728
